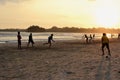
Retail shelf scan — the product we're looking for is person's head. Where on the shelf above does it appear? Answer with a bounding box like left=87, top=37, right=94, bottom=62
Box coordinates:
left=103, top=33, right=106, bottom=36
left=18, top=31, right=20, bottom=34
left=30, top=33, right=32, bottom=35
left=51, top=34, right=53, bottom=36
left=85, top=34, right=87, bottom=37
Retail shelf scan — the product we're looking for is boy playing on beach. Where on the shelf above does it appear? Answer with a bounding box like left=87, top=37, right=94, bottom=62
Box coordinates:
left=89, top=34, right=92, bottom=43
left=44, top=34, right=55, bottom=48
left=17, top=31, right=22, bottom=49
left=101, top=33, right=111, bottom=56
left=84, top=34, right=88, bottom=43
left=27, top=33, right=34, bottom=47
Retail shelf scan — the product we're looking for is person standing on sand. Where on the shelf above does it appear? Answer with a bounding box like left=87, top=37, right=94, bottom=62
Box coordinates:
left=27, top=33, right=34, bottom=47
left=43, top=34, right=55, bottom=48
left=17, top=31, right=22, bottom=49
left=101, top=33, right=111, bottom=56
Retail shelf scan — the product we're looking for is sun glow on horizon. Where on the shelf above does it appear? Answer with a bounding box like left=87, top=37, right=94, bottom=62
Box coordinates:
left=31, top=0, right=120, bottom=29
left=95, top=8, right=119, bottom=28
left=94, top=0, right=119, bottom=28
left=1, top=0, right=120, bottom=29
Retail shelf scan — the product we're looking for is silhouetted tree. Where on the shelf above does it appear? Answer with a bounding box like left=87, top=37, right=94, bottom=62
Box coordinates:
left=47, top=26, right=62, bottom=32
left=26, top=25, right=45, bottom=32
left=1, top=25, right=120, bottom=33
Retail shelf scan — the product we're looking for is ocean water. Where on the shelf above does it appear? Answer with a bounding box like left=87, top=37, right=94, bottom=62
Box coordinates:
left=0, top=32, right=118, bottom=43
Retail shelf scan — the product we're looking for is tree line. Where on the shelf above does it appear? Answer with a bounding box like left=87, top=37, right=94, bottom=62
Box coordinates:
left=25, top=25, right=120, bottom=33
left=0, top=25, right=120, bottom=33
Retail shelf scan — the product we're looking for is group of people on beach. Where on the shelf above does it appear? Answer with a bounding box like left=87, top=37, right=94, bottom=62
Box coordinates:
left=17, top=31, right=55, bottom=49
left=84, top=33, right=111, bottom=57
left=84, top=34, right=95, bottom=43
left=17, top=31, right=111, bottom=57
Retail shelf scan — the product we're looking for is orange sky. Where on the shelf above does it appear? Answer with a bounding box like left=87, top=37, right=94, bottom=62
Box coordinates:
left=0, top=0, right=120, bottom=29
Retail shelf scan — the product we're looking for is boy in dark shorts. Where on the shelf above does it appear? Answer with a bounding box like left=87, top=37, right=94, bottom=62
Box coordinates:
left=17, top=31, right=22, bottom=49
left=101, top=33, right=111, bottom=56
left=44, top=34, right=55, bottom=48
left=27, top=33, right=34, bottom=47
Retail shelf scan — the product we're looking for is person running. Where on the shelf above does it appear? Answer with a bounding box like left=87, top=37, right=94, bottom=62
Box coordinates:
left=27, top=33, right=34, bottom=47
left=93, top=34, right=95, bottom=39
left=101, top=33, right=111, bottom=56
left=17, top=31, right=22, bottom=49
left=89, top=34, right=92, bottom=43
left=44, top=34, right=55, bottom=48
left=92, top=34, right=95, bottom=42
left=84, top=34, right=88, bottom=43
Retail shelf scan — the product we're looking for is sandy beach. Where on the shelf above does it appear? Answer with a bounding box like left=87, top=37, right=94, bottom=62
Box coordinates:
left=0, top=39, right=120, bottom=80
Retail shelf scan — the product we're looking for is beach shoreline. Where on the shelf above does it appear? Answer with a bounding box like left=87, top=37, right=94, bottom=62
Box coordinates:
left=0, top=39, right=120, bottom=80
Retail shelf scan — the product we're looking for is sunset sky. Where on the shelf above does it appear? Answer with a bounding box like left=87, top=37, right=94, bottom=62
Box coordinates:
left=0, top=0, right=120, bottom=29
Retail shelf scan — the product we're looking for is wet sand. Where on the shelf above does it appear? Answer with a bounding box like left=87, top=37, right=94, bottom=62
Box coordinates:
left=0, top=39, right=120, bottom=80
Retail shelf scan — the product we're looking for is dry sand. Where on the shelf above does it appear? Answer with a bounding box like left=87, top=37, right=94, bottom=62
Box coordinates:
left=0, top=39, right=120, bottom=80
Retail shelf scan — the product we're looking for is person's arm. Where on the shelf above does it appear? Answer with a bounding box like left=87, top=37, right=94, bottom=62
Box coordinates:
left=52, top=37, right=55, bottom=42
left=52, top=39, right=55, bottom=42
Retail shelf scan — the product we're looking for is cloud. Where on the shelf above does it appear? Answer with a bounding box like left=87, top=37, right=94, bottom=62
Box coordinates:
left=0, top=0, right=31, bottom=4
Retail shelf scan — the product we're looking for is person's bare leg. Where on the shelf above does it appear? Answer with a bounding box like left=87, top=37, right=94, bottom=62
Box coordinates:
left=49, top=43, right=51, bottom=48
left=102, top=45, right=105, bottom=56
left=32, top=43, right=34, bottom=47
left=107, top=47, right=111, bottom=56
left=19, top=45, right=21, bottom=49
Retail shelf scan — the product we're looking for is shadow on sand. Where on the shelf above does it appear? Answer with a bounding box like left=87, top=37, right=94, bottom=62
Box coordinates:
left=95, top=56, right=111, bottom=80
